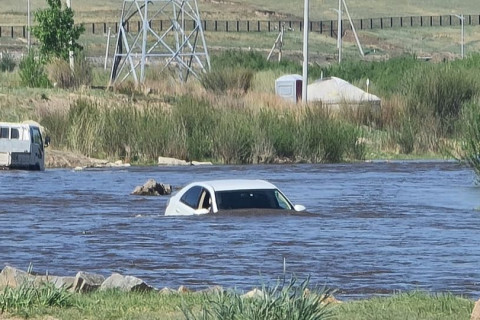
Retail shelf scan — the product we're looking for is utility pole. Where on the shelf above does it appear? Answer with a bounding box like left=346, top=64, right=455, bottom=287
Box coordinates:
left=302, top=0, right=309, bottom=104
left=27, top=0, right=31, bottom=51
left=452, top=14, right=465, bottom=59
left=66, top=0, right=74, bottom=71
left=337, top=0, right=342, bottom=63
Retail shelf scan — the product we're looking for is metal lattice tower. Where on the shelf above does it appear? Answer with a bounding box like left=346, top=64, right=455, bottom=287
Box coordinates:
left=109, top=0, right=210, bottom=86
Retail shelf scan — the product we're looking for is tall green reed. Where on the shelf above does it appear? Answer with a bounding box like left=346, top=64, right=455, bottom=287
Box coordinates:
left=40, top=96, right=365, bottom=164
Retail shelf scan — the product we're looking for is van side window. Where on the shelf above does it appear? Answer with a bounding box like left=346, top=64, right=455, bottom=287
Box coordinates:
left=0, top=127, right=8, bottom=139
left=11, top=128, right=19, bottom=139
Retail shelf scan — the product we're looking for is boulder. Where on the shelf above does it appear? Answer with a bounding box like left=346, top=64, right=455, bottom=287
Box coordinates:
left=241, top=288, right=265, bottom=299
left=158, top=156, right=189, bottom=166
left=72, top=271, right=105, bottom=293
left=191, top=161, right=213, bottom=166
left=48, top=275, right=76, bottom=290
left=131, top=179, right=172, bottom=196
left=178, top=285, right=191, bottom=293
left=0, top=266, right=32, bottom=289
left=471, top=299, right=480, bottom=320
left=100, top=273, right=153, bottom=292
left=159, top=287, right=177, bottom=294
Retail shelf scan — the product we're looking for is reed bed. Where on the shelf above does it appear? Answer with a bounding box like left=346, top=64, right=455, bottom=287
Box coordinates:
left=38, top=95, right=364, bottom=164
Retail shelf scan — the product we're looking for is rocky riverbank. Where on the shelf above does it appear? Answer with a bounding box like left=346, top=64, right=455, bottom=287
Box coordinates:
left=45, top=149, right=129, bottom=169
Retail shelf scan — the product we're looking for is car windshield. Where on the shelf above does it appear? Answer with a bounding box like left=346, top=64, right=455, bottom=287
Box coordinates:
left=215, top=189, right=293, bottom=210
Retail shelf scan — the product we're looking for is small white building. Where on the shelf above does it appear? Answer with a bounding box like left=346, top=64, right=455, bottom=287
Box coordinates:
left=275, top=74, right=302, bottom=103
left=307, top=76, right=381, bottom=109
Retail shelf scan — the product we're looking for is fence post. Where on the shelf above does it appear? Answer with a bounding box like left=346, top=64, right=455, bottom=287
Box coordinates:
left=380, top=18, right=383, bottom=29
left=258, top=20, right=260, bottom=32
left=268, top=21, right=270, bottom=32
left=330, top=20, right=333, bottom=37
left=430, top=16, right=433, bottom=26
left=370, top=18, right=373, bottom=29
left=203, top=20, right=206, bottom=31
left=420, top=16, right=423, bottom=26
left=411, top=16, right=413, bottom=26
left=226, top=20, right=228, bottom=32
left=0, top=27, right=2, bottom=38
left=92, top=23, right=95, bottom=34
left=236, top=20, right=239, bottom=31
left=11, top=26, right=14, bottom=38
left=320, top=21, right=323, bottom=33
left=23, top=26, right=26, bottom=38
left=440, top=16, right=442, bottom=26
left=214, top=20, right=217, bottom=31
left=247, top=20, right=249, bottom=32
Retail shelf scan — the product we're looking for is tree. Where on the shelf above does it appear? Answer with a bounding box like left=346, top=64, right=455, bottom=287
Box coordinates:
left=32, top=0, right=85, bottom=61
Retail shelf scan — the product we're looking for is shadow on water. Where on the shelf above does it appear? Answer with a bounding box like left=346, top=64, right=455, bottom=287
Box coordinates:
left=0, top=161, right=479, bottom=299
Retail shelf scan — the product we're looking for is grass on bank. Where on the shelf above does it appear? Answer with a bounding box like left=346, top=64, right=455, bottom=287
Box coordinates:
left=2, top=45, right=480, bottom=169
left=0, top=282, right=475, bottom=320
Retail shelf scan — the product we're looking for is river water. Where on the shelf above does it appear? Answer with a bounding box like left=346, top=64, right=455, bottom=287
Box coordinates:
left=1, top=161, right=479, bottom=299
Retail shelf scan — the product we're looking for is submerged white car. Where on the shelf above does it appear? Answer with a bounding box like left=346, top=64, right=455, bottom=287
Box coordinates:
left=164, top=179, right=306, bottom=216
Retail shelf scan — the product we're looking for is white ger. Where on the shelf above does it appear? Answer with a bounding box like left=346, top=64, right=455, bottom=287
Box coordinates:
left=165, top=179, right=306, bottom=216
left=0, top=122, right=49, bottom=171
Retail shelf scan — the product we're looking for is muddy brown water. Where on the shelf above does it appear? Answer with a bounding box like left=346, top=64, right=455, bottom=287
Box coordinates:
left=1, top=161, right=479, bottom=299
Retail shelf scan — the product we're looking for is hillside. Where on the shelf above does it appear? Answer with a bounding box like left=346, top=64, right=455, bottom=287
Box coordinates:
left=1, top=0, right=479, bottom=25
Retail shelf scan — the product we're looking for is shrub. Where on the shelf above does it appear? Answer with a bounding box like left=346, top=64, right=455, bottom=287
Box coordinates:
left=0, top=281, right=72, bottom=315
left=73, top=51, right=92, bottom=88
left=200, top=68, right=254, bottom=95
left=182, top=276, right=334, bottom=320
left=46, top=58, right=74, bottom=88
left=0, top=52, right=16, bottom=72
left=19, top=51, right=50, bottom=88
left=402, top=65, right=479, bottom=135
left=458, top=99, right=480, bottom=180
left=45, top=52, right=92, bottom=89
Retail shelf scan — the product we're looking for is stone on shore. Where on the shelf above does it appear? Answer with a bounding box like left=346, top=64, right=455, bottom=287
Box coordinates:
left=131, top=179, right=172, bottom=196
left=0, top=266, right=31, bottom=289
left=158, top=156, right=189, bottom=166
left=73, top=271, right=105, bottom=293
left=242, top=288, right=265, bottom=299
left=100, top=273, right=153, bottom=292
left=191, top=161, right=213, bottom=166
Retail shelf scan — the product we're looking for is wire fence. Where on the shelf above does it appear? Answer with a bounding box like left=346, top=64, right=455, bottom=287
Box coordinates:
left=1, top=14, right=479, bottom=38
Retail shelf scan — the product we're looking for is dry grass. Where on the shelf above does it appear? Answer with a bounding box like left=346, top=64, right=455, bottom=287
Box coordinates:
left=1, top=0, right=479, bottom=23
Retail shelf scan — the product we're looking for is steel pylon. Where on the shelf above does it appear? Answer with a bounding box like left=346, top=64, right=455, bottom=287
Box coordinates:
left=109, top=0, right=210, bottom=86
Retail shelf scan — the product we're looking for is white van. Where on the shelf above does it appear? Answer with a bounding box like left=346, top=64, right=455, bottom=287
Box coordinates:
left=0, top=122, right=50, bottom=171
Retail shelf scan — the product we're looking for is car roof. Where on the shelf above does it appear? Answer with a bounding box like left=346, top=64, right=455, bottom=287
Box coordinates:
left=195, top=179, right=278, bottom=192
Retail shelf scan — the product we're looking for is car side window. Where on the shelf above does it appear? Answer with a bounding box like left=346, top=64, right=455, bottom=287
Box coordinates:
left=180, top=186, right=203, bottom=209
